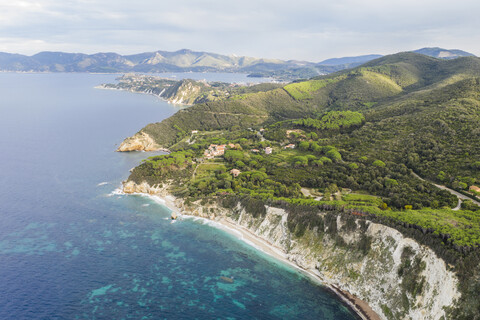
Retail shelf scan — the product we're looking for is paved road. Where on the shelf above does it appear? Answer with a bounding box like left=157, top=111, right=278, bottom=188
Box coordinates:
left=412, top=172, right=480, bottom=208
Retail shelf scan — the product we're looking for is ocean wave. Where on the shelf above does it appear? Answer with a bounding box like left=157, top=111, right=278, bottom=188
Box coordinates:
left=97, top=182, right=109, bottom=186
left=146, top=195, right=166, bottom=205
left=116, top=190, right=172, bottom=214
left=182, top=216, right=254, bottom=245
left=107, top=186, right=124, bottom=197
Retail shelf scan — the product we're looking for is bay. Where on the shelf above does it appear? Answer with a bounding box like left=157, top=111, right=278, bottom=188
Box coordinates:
left=0, top=73, right=359, bottom=319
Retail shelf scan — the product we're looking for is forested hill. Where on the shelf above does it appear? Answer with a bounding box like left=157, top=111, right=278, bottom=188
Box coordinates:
left=124, top=51, right=480, bottom=318
left=126, top=52, right=480, bottom=186
left=138, top=52, right=480, bottom=129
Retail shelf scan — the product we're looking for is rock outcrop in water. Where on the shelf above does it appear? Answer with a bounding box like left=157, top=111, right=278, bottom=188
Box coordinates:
left=116, top=132, right=162, bottom=152
left=122, top=181, right=459, bottom=320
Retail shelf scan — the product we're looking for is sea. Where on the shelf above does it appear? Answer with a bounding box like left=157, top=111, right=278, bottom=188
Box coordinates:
left=0, top=72, right=359, bottom=319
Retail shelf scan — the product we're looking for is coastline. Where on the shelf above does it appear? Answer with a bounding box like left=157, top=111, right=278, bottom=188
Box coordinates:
left=215, top=217, right=377, bottom=320
left=121, top=187, right=380, bottom=320
left=95, top=84, right=191, bottom=106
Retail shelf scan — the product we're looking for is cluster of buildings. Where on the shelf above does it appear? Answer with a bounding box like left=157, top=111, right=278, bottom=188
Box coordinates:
left=204, top=144, right=275, bottom=159
left=203, top=144, right=235, bottom=159
left=200, top=140, right=298, bottom=181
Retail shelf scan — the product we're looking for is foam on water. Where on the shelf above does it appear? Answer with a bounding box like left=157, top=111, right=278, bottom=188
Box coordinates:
left=107, top=186, right=124, bottom=197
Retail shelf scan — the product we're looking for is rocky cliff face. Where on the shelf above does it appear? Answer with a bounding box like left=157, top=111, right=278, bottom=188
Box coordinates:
left=100, top=77, right=218, bottom=106
left=122, top=180, right=166, bottom=194
left=116, top=132, right=162, bottom=152
left=122, top=79, right=207, bottom=105
left=162, top=80, right=205, bottom=105
left=123, top=181, right=459, bottom=320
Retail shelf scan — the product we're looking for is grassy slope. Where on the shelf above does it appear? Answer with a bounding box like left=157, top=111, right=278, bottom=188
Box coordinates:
left=138, top=52, right=480, bottom=146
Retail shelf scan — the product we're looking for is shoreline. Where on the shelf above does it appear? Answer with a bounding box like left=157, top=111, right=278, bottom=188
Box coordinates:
left=213, top=217, right=378, bottom=320
left=95, top=84, right=192, bottom=106
left=122, top=187, right=380, bottom=320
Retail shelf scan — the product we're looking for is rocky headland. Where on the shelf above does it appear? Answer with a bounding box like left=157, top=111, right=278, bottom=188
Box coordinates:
left=116, top=132, right=164, bottom=152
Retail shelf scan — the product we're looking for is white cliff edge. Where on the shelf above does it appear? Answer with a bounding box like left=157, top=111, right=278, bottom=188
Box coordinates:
left=123, top=181, right=460, bottom=320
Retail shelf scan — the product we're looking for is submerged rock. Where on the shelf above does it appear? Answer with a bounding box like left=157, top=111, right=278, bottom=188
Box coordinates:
left=219, top=276, right=234, bottom=283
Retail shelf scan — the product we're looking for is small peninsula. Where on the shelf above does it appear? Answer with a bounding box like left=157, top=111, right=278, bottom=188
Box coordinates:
left=118, top=52, right=480, bottom=319
left=99, top=74, right=283, bottom=106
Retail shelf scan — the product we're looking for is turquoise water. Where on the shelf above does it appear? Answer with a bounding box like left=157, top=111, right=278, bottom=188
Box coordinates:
left=0, top=73, right=359, bottom=319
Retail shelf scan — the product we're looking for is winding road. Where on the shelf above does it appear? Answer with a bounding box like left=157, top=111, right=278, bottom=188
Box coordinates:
left=412, top=172, right=480, bottom=209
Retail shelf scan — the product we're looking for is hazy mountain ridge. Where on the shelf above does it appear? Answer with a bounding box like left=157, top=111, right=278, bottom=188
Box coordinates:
left=0, top=47, right=474, bottom=78
left=413, top=47, right=475, bottom=59
left=247, top=48, right=476, bottom=80
left=0, top=49, right=313, bottom=73
left=318, top=54, right=383, bottom=66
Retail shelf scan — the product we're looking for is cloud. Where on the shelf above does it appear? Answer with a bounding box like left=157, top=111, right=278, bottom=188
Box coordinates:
left=0, top=0, right=479, bottom=60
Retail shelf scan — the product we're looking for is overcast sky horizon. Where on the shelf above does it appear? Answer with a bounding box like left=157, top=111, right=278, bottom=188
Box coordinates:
left=1, top=0, right=479, bottom=62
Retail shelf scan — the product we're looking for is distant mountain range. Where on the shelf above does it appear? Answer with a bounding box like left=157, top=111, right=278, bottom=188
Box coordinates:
left=0, top=47, right=475, bottom=79
left=248, top=48, right=476, bottom=80
left=317, top=54, right=384, bottom=66
left=0, top=49, right=312, bottom=74
left=412, top=47, right=475, bottom=59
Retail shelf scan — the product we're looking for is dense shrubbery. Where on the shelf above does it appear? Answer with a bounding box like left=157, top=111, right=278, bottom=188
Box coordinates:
left=284, top=78, right=343, bottom=100
left=292, top=111, right=365, bottom=131
left=128, top=150, right=195, bottom=185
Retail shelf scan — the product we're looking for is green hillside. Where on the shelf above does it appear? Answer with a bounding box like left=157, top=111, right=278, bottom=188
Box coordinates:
left=138, top=53, right=480, bottom=150
left=130, top=51, right=480, bottom=213
left=125, top=52, right=480, bottom=318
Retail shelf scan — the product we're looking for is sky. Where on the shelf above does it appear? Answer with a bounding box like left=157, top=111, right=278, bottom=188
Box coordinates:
left=1, top=0, right=480, bottom=62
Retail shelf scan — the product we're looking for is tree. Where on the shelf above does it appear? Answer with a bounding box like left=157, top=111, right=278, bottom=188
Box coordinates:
left=437, top=171, right=447, bottom=182
left=373, top=160, right=386, bottom=167
left=298, top=141, right=310, bottom=150
left=293, top=156, right=308, bottom=167
left=235, top=160, right=246, bottom=169
left=385, top=178, right=399, bottom=187
left=224, top=150, right=245, bottom=163
left=326, top=149, right=342, bottom=162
